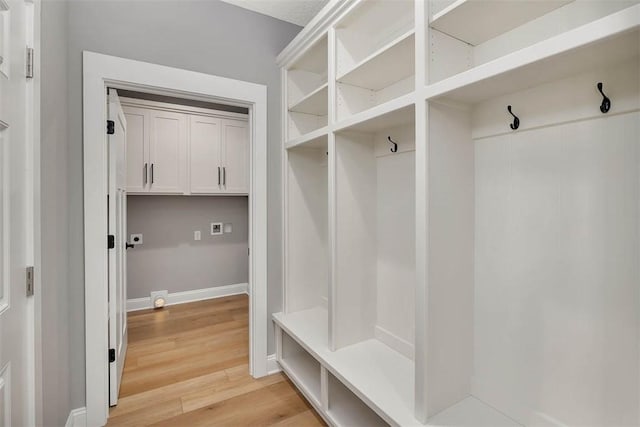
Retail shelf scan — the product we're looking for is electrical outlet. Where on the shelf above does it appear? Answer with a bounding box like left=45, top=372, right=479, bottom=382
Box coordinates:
left=194, top=230, right=201, bottom=241
left=130, top=233, right=143, bottom=245
left=223, top=223, right=232, bottom=233
left=211, top=222, right=223, bottom=235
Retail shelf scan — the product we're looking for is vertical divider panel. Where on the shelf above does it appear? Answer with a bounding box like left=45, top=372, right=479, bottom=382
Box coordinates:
left=327, top=27, right=337, bottom=351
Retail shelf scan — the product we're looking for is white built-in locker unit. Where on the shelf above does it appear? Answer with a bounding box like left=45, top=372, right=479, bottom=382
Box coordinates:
left=274, top=1, right=640, bottom=426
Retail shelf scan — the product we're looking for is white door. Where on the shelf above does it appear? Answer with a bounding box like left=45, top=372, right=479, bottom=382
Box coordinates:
left=123, top=106, right=149, bottom=193
left=221, top=119, right=249, bottom=194
left=189, top=115, right=222, bottom=194
left=149, top=110, right=186, bottom=194
left=108, top=89, right=128, bottom=406
left=0, top=0, right=36, bottom=425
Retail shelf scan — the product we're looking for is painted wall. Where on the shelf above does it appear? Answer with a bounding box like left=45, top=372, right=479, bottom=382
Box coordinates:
left=40, top=1, right=72, bottom=425
left=41, top=0, right=301, bottom=414
left=127, top=196, right=249, bottom=299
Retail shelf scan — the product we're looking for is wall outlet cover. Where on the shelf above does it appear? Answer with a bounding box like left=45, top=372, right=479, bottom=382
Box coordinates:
left=194, top=230, right=202, bottom=241
left=223, top=223, right=232, bottom=233
left=211, top=222, right=223, bottom=235
left=130, top=233, right=143, bottom=245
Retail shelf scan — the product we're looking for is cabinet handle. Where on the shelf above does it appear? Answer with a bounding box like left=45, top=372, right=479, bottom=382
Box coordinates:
left=151, top=164, right=155, bottom=184
left=218, top=166, right=221, bottom=186
left=143, top=163, right=148, bottom=185
left=223, top=167, right=226, bottom=186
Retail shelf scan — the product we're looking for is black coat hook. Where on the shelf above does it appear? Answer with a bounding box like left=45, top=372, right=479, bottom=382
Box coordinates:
left=597, top=82, right=611, bottom=113
left=507, top=105, right=520, bottom=130
left=387, top=136, right=398, bottom=153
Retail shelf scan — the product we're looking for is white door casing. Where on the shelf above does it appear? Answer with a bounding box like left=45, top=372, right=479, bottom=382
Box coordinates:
left=221, top=119, right=249, bottom=194
left=0, top=0, right=36, bottom=425
left=107, top=89, right=128, bottom=406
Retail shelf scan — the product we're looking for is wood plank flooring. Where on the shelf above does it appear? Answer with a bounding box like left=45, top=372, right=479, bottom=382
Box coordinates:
left=107, top=295, right=325, bottom=426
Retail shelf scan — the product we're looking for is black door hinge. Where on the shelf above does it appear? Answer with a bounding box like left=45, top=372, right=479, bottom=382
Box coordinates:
left=108, top=235, right=115, bottom=249
left=107, top=120, right=115, bottom=135
left=109, top=348, right=116, bottom=363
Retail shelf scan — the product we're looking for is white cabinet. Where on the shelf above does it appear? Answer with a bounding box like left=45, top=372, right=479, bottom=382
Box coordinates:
left=122, top=99, right=249, bottom=195
left=220, top=119, right=249, bottom=194
left=189, top=116, right=249, bottom=194
left=149, top=110, right=187, bottom=194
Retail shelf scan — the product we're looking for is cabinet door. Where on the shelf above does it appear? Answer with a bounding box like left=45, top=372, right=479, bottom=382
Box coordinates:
left=221, top=119, right=249, bottom=194
left=123, top=106, right=150, bottom=193
left=189, top=115, right=223, bottom=193
left=149, top=110, right=187, bottom=194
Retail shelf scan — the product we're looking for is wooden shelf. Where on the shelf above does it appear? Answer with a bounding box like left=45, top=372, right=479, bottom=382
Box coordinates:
left=335, top=95, right=415, bottom=133
left=430, top=0, right=572, bottom=46
left=337, top=30, right=415, bottom=91
left=425, top=5, right=640, bottom=104
left=273, top=308, right=417, bottom=427
left=285, top=126, right=328, bottom=149
left=426, top=397, right=521, bottom=427
left=289, top=83, right=328, bottom=116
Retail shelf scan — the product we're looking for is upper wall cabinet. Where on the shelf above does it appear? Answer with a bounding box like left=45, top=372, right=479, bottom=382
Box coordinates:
left=122, top=98, right=249, bottom=195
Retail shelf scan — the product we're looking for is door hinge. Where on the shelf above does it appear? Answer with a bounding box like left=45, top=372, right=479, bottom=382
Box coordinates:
left=107, top=120, right=115, bottom=135
left=26, top=47, right=34, bottom=79
left=108, top=234, right=115, bottom=249
left=26, top=266, right=34, bottom=297
left=109, top=348, right=116, bottom=363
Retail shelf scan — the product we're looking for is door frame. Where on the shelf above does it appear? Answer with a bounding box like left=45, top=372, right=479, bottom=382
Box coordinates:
left=82, top=51, right=268, bottom=426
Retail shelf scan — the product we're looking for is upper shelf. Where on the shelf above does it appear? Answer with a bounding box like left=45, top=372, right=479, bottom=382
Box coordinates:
left=289, top=35, right=328, bottom=75
left=289, top=83, right=328, bottom=116
left=430, top=0, right=573, bottom=46
left=337, top=30, right=415, bottom=91
left=425, top=4, right=640, bottom=104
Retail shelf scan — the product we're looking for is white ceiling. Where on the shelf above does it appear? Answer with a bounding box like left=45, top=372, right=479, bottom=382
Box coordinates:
left=219, top=0, right=329, bottom=26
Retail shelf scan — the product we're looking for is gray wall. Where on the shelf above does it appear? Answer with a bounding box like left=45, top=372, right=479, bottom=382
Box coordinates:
left=41, top=1, right=71, bottom=425
left=41, top=0, right=300, bottom=416
left=127, top=196, right=249, bottom=299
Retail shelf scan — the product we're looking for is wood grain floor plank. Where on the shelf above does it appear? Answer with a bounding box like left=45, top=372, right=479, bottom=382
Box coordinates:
left=107, top=295, right=325, bottom=426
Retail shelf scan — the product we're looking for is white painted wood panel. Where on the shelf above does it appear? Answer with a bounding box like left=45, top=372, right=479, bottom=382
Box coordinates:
left=285, top=144, right=328, bottom=313
left=149, top=110, right=187, bottom=194
left=189, top=115, right=222, bottom=194
left=473, top=112, right=640, bottom=426
left=221, top=119, right=249, bottom=194
left=123, top=106, right=149, bottom=193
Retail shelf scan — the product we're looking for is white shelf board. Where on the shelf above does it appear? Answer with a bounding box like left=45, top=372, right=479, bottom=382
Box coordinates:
left=425, top=5, right=640, bottom=104
left=337, top=30, right=415, bottom=91
left=335, top=93, right=415, bottom=133
left=273, top=308, right=418, bottom=427
left=280, top=355, right=322, bottom=404
left=427, top=397, right=521, bottom=427
left=430, top=0, right=572, bottom=46
left=285, top=126, right=329, bottom=149
left=289, top=83, right=328, bottom=116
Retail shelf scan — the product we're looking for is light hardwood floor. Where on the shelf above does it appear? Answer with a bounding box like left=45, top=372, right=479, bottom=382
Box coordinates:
left=107, top=295, right=325, bottom=426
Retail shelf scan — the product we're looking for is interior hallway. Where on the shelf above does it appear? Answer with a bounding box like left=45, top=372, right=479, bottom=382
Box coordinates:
left=106, top=295, right=325, bottom=426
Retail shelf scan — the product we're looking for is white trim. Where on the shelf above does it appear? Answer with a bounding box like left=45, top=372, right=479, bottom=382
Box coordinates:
left=82, top=51, right=268, bottom=427
left=374, top=326, right=414, bottom=361
left=267, top=353, right=281, bottom=375
left=65, top=408, right=87, bottom=427
left=126, top=283, right=248, bottom=312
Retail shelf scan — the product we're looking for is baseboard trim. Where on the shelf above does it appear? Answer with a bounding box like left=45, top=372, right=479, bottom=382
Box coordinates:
left=267, top=353, right=281, bottom=375
left=127, top=283, right=248, bottom=312
left=65, top=407, right=87, bottom=427
left=374, top=325, right=414, bottom=360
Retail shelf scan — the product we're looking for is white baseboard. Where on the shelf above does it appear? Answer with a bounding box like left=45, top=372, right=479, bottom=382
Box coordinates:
left=374, top=325, right=414, bottom=360
left=127, top=283, right=248, bottom=312
left=65, top=407, right=87, bottom=427
left=267, top=353, right=281, bottom=375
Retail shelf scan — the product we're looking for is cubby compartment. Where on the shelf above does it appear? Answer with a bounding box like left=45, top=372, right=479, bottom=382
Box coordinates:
left=287, top=36, right=328, bottom=140
left=284, top=136, right=328, bottom=316
left=422, top=49, right=640, bottom=426
left=335, top=0, right=415, bottom=120
left=280, top=332, right=322, bottom=405
left=427, top=0, right=637, bottom=85
left=327, top=373, right=389, bottom=427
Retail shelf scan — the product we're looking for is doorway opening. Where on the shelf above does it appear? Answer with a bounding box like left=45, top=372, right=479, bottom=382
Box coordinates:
left=83, top=52, right=268, bottom=426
